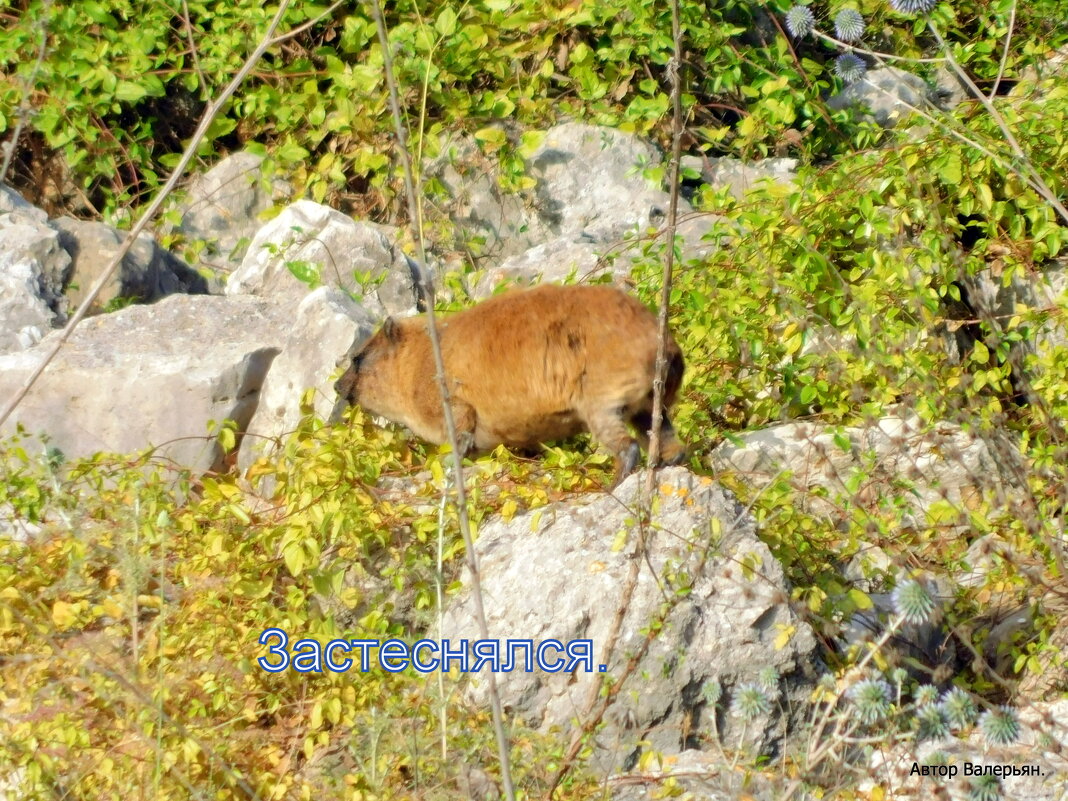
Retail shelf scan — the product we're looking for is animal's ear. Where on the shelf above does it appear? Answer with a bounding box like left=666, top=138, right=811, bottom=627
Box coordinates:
left=382, top=317, right=399, bottom=342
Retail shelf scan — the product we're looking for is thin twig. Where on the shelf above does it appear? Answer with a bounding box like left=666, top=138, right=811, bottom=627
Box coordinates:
left=811, top=29, right=946, bottom=64
left=550, top=1, right=687, bottom=793
left=926, top=20, right=1068, bottom=226
left=180, top=0, right=208, bottom=95
left=367, top=1, right=516, bottom=799
left=990, top=0, right=1017, bottom=100
left=645, top=0, right=684, bottom=480
left=0, top=0, right=347, bottom=430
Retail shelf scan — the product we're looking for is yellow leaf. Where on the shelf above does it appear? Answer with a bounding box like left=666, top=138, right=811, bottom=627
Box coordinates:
left=52, top=600, right=76, bottom=629
left=773, top=624, right=795, bottom=650
left=848, top=588, right=873, bottom=611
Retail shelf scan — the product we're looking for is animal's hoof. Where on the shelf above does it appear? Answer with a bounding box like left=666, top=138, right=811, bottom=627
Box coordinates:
left=621, top=440, right=641, bottom=476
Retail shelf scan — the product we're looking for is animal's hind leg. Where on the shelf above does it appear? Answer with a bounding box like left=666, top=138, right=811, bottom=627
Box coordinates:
left=449, top=399, right=478, bottom=457
left=583, top=404, right=641, bottom=486
left=630, top=410, right=688, bottom=467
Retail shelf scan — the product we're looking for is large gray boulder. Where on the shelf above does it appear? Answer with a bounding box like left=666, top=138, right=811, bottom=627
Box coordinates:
left=426, top=131, right=552, bottom=263
left=52, top=216, right=207, bottom=312
left=225, top=200, right=418, bottom=316
left=177, top=150, right=291, bottom=274
left=829, top=67, right=933, bottom=128
left=237, top=287, right=376, bottom=473
left=0, top=214, right=70, bottom=353
left=712, top=415, right=1005, bottom=529
left=435, top=123, right=717, bottom=296
left=0, top=184, right=46, bottom=222
left=0, top=294, right=290, bottom=473
left=962, top=253, right=1067, bottom=354
left=688, top=155, right=798, bottom=200
left=441, top=467, right=818, bottom=774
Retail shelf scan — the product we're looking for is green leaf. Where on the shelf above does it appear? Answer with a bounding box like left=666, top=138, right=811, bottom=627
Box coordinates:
left=435, top=7, right=457, bottom=36
left=115, top=80, right=147, bottom=103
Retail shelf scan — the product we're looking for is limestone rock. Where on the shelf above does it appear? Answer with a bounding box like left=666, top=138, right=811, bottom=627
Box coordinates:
left=0, top=214, right=70, bottom=353
left=177, top=150, right=291, bottom=274
left=441, top=467, right=818, bottom=773
left=226, top=200, right=418, bottom=316
left=52, top=216, right=207, bottom=311
left=829, top=67, right=933, bottom=128
left=238, top=287, right=377, bottom=473
left=0, top=294, right=290, bottom=473
left=711, top=415, right=1004, bottom=529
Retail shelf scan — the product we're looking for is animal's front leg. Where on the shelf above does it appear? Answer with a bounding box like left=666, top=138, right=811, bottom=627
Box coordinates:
left=583, top=404, right=641, bottom=487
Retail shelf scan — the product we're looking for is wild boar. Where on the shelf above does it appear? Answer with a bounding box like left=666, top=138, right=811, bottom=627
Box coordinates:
left=334, top=283, right=687, bottom=482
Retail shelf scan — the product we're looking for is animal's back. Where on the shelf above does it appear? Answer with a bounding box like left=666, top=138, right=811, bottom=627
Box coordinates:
left=437, top=284, right=678, bottom=450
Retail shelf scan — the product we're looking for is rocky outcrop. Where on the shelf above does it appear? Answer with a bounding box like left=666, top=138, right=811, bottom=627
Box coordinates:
left=0, top=213, right=70, bottom=353
left=441, top=467, right=818, bottom=774
left=52, top=216, right=207, bottom=311
left=866, top=699, right=1068, bottom=801
left=686, top=154, right=798, bottom=200
left=829, top=67, right=933, bottom=128
left=711, top=414, right=1005, bottom=529
left=435, top=123, right=718, bottom=295
left=225, top=200, right=419, bottom=316
left=176, top=150, right=292, bottom=276
left=0, top=294, right=290, bottom=474
left=237, top=287, right=377, bottom=473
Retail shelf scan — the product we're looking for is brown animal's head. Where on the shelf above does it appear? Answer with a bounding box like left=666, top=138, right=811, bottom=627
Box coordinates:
left=333, top=317, right=405, bottom=411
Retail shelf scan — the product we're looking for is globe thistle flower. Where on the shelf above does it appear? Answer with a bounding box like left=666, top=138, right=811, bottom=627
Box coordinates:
left=785, top=5, right=816, bottom=38
left=979, top=706, right=1020, bottom=746
left=941, top=687, right=977, bottom=729
left=834, top=8, right=865, bottom=42
left=758, top=666, right=780, bottom=689
left=847, top=678, right=893, bottom=724
left=968, top=774, right=1001, bottom=801
left=834, top=53, right=867, bottom=85
left=889, top=0, right=938, bottom=14
left=917, top=704, right=950, bottom=740
left=891, top=579, right=937, bottom=624
left=914, top=684, right=939, bottom=706
left=731, top=682, right=771, bottom=721
left=702, top=680, right=723, bottom=706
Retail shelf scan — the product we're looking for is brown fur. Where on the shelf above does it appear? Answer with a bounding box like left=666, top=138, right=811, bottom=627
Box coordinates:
left=334, top=284, right=687, bottom=482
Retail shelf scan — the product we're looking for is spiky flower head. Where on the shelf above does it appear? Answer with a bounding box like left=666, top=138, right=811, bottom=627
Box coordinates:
left=847, top=678, right=893, bottom=724
left=702, top=680, right=723, bottom=706
left=758, top=666, right=780, bottom=689
left=917, top=704, right=950, bottom=740
left=785, top=5, right=816, bottom=38
left=892, top=579, right=937, bottom=624
left=834, top=8, right=865, bottom=42
left=890, top=667, right=908, bottom=687
left=967, top=774, right=1001, bottom=801
left=979, top=705, right=1020, bottom=746
left=835, top=53, right=867, bottom=84
left=731, top=682, right=771, bottom=721
left=941, top=687, right=977, bottom=729
left=889, top=0, right=938, bottom=14
left=914, top=684, right=939, bottom=706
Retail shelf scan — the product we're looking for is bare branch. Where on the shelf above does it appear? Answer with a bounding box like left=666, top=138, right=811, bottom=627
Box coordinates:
left=367, top=1, right=516, bottom=798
